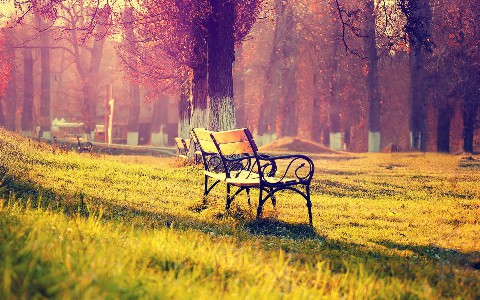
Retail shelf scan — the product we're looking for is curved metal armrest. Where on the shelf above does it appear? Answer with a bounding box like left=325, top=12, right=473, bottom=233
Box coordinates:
left=223, top=154, right=256, bottom=175
left=258, top=154, right=314, bottom=183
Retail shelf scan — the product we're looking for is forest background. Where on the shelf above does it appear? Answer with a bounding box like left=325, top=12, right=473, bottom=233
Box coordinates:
left=0, top=0, right=478, bottom=153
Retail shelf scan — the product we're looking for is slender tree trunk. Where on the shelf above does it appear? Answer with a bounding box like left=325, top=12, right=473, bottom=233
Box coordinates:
left=124, top=7, right=140, bottom=145
left=311, top=67, right=322, bottom=143
left=191, top=23, right=208, bottom=129
left=22, top=48, right=34, bottom=135
left=258, top=21, right=281, bottom=139
left=364, top=0, right=381, bottom=152
left=329, top=38, right=341, bottom=150
left=403, top=0, right=432, bottom=151
left=437, top=101, right=452, bottom=152
left=5, top=53, right=16, bottom=131
left=276, top=0, right=298, bottom=138
left=81, top=18, right=107, bottom=136
left=409, top=49, right=428, bottom=151
left=234, top=45, right=246, bottom=128
left=462, top=101, right=478, bottom=153
left=151, top=95, right=169, bottom=146
left=179, top=81, right=191, bottom=138
left=0, top=99, right=5, bottom=127
left=40, top=36, right=51, bottom=137
left=37, top=14, right=51, bottom=137
left=127, top=83, right=140, bottom=145
left=207, top=0, right=236, bottom=131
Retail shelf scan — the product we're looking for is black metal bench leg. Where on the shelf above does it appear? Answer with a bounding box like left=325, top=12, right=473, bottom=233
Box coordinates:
left=256, top=188, right=269, bottom=219
left=226, top=184, right=232, bottom=210
left=204, top=175, right=209, bottom=196
left=306, top=185, right=313, bottom=227
left=246, top=188, right=251, bottom=206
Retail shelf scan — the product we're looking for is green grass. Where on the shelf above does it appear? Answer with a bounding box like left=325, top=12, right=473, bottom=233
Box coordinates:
left=0, top=128, right=479, bottom=299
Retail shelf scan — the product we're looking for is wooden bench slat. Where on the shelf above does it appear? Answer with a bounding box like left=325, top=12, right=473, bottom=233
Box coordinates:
left=209, top=128, right=250, bottom=144
left=217, top=141, right=254, bottom=155
left=193, top=129, right=219, bottom=153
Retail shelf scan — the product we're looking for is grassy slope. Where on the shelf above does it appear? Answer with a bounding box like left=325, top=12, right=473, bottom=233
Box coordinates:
left=0, top=128, right=479, bottom=299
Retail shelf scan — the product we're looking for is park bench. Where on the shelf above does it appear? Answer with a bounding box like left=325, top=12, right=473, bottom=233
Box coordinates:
left=191, top=128, right=237, bottom=199
left=175, top=136, right=201, bottom=163
left=193, top=127, right=315, bottom=226
left=77, top=136, right=93, bottom=153
left=174, top=137, right=191, bottom=159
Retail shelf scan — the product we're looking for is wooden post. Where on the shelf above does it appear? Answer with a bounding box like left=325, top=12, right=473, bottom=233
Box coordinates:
left=108, top=98, right=114, bottom=144
left=105, top=85, right=111, bottom=143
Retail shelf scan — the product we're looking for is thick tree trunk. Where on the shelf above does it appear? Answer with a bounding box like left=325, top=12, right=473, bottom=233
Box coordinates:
left=364, top=0, right=381, bottom=152
left=207, top=0, right=236, bottom=131
left=436, top=101, right=452, bottom=152
left=22, top=48, right=34, bottom=135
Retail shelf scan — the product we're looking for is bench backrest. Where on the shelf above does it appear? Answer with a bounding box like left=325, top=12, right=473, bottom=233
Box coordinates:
left=174, top=138, right=187, bottom=150
left=192, top=128, right=218, bottom=154
left=209, top=128, right=257, bottom=156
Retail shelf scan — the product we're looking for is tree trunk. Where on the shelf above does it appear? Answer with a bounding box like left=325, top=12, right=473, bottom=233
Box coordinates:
left=178, top=80, right=191, bottom=138
left=437, top=101, right=452, bottom=152
left=207, top=0, right=236, bottom=131
left=276, top=0, right=299, bottom=138
left=462, top=101, right=478, bottom=153
left=5, top=52, right=16, bottom=131
left=0, top=98, right=5, bottom=127
left=234, top=45, right=246, bottom=128
left=409, top=49, right=428, bottom=151
left=125, top=7, right=140, bottom=145
left=404, top=0, right=433, bottom=151
left=37, top=14, right=51, bottom=137
left=191, top=22, right=208, bottom=129
left=40, top=37, right=51, bottom=137
left=22, top=48, right=34, bottom=135
left=127, top=83, right=140, bottom=145
left=329, top=38, right=342, bottom=150
left=151, top=95, right=169, bottom=146
left=80, top=18, right=107, bottom=136
left=311, top=68, right=322, bottom=143
left=364, top=0, right=381, bottom=152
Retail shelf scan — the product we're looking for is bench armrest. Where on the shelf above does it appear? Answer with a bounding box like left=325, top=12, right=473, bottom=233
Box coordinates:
left=258, top=154, right=314, bottom=184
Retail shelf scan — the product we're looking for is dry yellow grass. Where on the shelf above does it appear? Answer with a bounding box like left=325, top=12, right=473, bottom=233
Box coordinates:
left=0, top=128, right=479, bottom=299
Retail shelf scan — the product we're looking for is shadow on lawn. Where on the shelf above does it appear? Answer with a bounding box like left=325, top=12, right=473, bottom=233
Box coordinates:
left=375, top=240, right=480, bottom=271
left=244, top=218, right=318, bottom=239
left=3, top=175, right=480, bottom=298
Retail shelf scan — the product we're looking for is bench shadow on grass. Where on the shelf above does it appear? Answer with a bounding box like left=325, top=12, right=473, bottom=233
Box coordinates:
left=375, top=240, right=480, bottom=271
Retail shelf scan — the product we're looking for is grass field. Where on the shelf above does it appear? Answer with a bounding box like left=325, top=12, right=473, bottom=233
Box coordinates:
left=1, top=128, right=479, bottom=299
